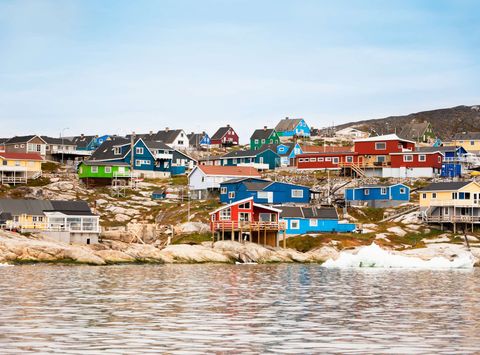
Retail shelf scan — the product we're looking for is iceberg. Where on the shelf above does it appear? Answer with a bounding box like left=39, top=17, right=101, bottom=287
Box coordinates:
left=322, top=243, right=474, bottom=269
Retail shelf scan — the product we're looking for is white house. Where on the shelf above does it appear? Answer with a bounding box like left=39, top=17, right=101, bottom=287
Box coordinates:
left=188, top=165, right=261, bottom=199
left=335, top=127, right=369, bottom=140
left=153, top=128, right=190, bottom=150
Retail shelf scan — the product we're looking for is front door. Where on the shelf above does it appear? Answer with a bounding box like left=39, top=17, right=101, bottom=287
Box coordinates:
left=267, top=192, right=273, bottom=203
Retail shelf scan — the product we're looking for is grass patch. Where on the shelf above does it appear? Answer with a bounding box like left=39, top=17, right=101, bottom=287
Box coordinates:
left=173, top=233, right=213, bottom=245
left=26, top=177, right=51, bottom=187
left=42, top=162, right=60, bottom=173
left=348, top=207, right=385, bottom=223
left=169, top=175, right=188, bottom=186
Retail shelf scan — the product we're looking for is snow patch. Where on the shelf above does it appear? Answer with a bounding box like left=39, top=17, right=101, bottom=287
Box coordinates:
left=322, top=243, right=474, bottom=269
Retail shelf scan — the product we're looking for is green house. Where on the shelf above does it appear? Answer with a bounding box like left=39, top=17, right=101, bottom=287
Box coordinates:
left=78, top=161, right=132, bottom=185
left=250, top=127, right=280, bottom=150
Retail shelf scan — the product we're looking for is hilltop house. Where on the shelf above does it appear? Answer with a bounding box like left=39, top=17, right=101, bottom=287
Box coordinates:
left=209, top=197, right=285, bottom=247
left=220, top=147, right=281, bottom=170
left=219, top=178, right=311, bottom=204
left=0, top=199, right=100, bottom=244
left=345, top=183, right=410, bottom=208
left=446, top=132, right=480, bottom=153
left=188, top=165, right=261, bottom=200
left=273, top=143, right=303, bottom=166
left=250, top=127, right=280, bottom=150
left=275, top=117, right=310, bottom=138
left=188, top=132, right=211, bottom=149
left=71, top=134, right=110, bottom=152
left=210, top=125, right=239, bottom=147
left=152, top=128, right=189, bottom=150
left=399, top=121, right=435, bottom=143
left=78, top=161, right=133, bottom=187
left=41, top=136, right=91, bottom=163
left=279, top=206, right=356, bottom=235
left=296, top=134, right=443, bottom=178
left=419, top=181, right=480, bottom=233
left=0, top=152, right=43, bottom=185
left=335, top=127, right=369, bottom=140
left=2, top=135, right=47, bottom=158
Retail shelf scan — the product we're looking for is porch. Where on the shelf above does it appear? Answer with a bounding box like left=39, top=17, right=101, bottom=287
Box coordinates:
left=211, top=221, right=287, bottom=247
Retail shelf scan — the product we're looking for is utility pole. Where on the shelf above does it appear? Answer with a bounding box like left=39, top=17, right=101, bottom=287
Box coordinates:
left=130, top=132, right=135, bottom=187
left=60, top=127, right=69, bottom=166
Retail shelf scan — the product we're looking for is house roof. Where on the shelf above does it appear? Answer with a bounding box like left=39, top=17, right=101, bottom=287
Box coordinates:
left=211, top=126, right=233, bottom=140
left=188, top=133, right=204, bottom=145
left=244, top=181, right=273, bottom=191
left=419, top=181, right=472, bottom=192
left=301, top=145, right=352, bottom=153
left=80, top=161, right=129, bottom=167
left=143, top=140, right=173, bottom=151
left=222, top=145, right=277, bottom=158
left=0, top=199, right=94, bottom=216
left=209, top=197, right=281, bottom=215
left=279, top=206, right=338, bottom=219
left=349, top=183, right=408, bottom=189
left=416, top=146, right=458, bottom=153
left=153, top=129, right=184, bottom=144
left=89, top=136, right=130, bottom=161
left=452, top=132, right=480, bottom=140
left=220, top=177, right=266, bottom=185
left=354, top=133, right=415, bottom=144
left=275, top=118, right=303, bottom=132
left=399, top=122, right=431, bottom=141
left=41, top=136, right=75, bottom=145
left=195, top=165, right=261, bottom=177
left=0, top=152, right=43, bottom=161
left=250, top=128, right=276, bottom=140
left=72, top=135, right=96, bottom=149
left=5, top=135, right=46, bottom=144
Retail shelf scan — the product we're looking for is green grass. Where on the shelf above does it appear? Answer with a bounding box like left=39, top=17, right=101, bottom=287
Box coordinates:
left=173, top=233, right=213, bottom=245
left=42, top=161, right=60, bottom=173
left=348, top=207, right=385, bottom=223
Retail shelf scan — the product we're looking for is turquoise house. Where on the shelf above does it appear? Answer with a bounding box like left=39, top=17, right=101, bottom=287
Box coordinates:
left=220, top=147, right=280, bottom=170
left=275, top=118, right=311, bottom=137
left=279, top=206, right=356, bottom=235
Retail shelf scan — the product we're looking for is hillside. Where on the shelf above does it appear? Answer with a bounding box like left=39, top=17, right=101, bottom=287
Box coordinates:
left=337, top=105, right=480, bottom=140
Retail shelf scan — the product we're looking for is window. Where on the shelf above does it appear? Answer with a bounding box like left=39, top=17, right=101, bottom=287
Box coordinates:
left=375, top=142, right=386, bottom=150
left=238, top=202, right=251, bottom=209
left=400, top=188, right=406, bottom=194
left=290, top=220, right=300, bottom=229
left=325, top=157, right=332, bottom=161
left=220, top=187, right=227, bottom=194
left=309, top=219, right=318, bottom=227
left=33, top=216, right=37, bottom=222
left=114, top=147, right=121, bottom=155
left=376, top=156, right=386, bottom=163
left=444, top=207, right=449, bottom=215
left=471, top=141, right=475, bottom=146
left=432, top=193, right=437, bottom=199
left=318, top=157, right=324, bottom=162
left=452, top=192, right=458, bottom=199
left=418, top=155, right=426, bottom=162
left=220, top=208, right=231, bottom=220
left=255, top=139, right=259, bottom=144
left=178, top=140, right=184, bottom=145
left=422, top=193, right=427, bottom=199
left=403, top=155, right=413, bottom=162
left=310, top=158, right=317, bottom=162
left=364, top=189, right=370, bottom=195
left=332, top=157, right=339, bottom=164
left=233, top=159, right=237, bottom=164
left=136, top=147, right=144, bottom=154
left=239, top=212, right=250, bottom=221
left=14, top=145, right=18, bottom=148
left=292, top=189, right=304, bottom=198
left=298, top=158, right=304, bottom=162
left=136, top=160, right=142, bottom=166
left=381, top=187, right=387, bottom=195
left=105, top=167, right=112, bottom=173
left=261, top=139, right=265, bottom=143
left=465, top=192, right=471, bottom=199
left=91, top=166, right=98, bottom=173
left=438, top=156, right=441, bottom=163
left=346, top=156, right=353, bottom=163
left=259, top=213, right=276, bottom=222
left=257, top=191, right=269, bottom=199
left=228, top=191, right=235, bottom=199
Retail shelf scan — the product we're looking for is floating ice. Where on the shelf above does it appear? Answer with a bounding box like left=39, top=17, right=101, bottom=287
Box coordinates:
left=322, top=243, right=474, bottom=269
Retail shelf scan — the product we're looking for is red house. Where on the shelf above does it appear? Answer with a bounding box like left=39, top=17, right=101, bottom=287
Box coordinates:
left=296, top=151, right=359, bottom=170
left=210, top=125, right=239, bottom=147
left=390, top=151, right=443, bottom=169
left=353, top=134, right=415, bottom=155
left=209, top=197, right=285, bottom=247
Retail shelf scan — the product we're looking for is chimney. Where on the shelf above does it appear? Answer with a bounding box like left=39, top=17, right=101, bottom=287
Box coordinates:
left=165, top=127, right=170, bottom=132
left=202, top=131, right=205, bottom=135
left=227, top=124, right=230, bottom=128
left=149, top=130, right=153, bottom=135
left=81, top=133, right=84, bottom=138
left=285, top=116, right=289, bottom=120
left=191, top=131, right=194, bottom=135
left=263, top=126, right=267, bottom=131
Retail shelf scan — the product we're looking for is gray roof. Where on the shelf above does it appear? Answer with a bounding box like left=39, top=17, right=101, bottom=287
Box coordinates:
left=89, top=137, right=130, bottom=161
left=211, top=126, right=233, bottom=140
left=72, top=135, right=96, bottom=149
left=452, top=132, right=480, bottom=140
left=399, top=122, right=431, bottom=141
left=153, top=129, right=184, bottom=144
left=275, top=118, right=303, bottom=132
left=5, top=135, right=44, bottom=144
left=0, top=199, right=94, bottom=216
left=419, top=181, right=471, bottom=191
left=244, top=181, right=272, bottom=191
left=222, top=145, right=276, bottom=159
left=80, top=161, right=129, bottom=167
left=41, top=136, right=75, bottom=145
left=143, top=140, right=173, bottom=151
left=279, top=206, right=338, bottom=219
left=416, top=146, right=456, bottom=153
left=250, top=128, right=276, bottom=140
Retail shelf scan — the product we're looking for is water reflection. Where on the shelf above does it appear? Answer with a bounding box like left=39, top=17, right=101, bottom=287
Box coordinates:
left=0, top=264, right=479, bottom=354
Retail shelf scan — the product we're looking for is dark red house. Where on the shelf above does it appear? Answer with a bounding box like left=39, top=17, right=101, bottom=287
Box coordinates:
left=209, top=197, right=285, bottom=247
left=210, top=125, right=239, bottom=147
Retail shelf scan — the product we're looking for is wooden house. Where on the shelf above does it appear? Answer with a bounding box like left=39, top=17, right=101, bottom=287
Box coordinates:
left=279, top=206, right=356, bottom=235
left=275, top=117, right=310, bottom=138
left=419, top=181, right=480, bottom=233
left=188, top=132, right=211, bottom=149
left=220, top=146, right=281, bottom=170
left=345, top=183, right=410, bottom=208
left=219, top=178, right=311, bottom=204
left=2, top=135, right=47, bottom=158
left=250, top=127, right=280, bottom=150
left=399, top=121, right=435, bottom=143
left=210, top=125, right=239, bottom=147
left=445, top=132, right=480, bottom=153
left=78, top=161, right=133, bottom=187
left=209, top=197, right=285, bottom=247
left=0, top=152, right=43, bottom=185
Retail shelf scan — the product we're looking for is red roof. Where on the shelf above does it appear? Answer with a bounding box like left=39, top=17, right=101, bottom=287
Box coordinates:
left=197, top=165, right=261, bottom=177
left=0, top=152, right=43, bottom=161
left=301, top=145, right=353, bottom=153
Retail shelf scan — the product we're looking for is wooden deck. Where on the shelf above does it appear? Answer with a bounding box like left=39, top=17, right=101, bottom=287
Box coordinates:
left=211, top=221, right=287, bottom=248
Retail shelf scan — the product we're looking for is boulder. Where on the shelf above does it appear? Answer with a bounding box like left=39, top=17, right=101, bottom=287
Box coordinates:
left=95, top=250, right=135, bottom=263
left=305, top=246, right=339, bottom=263
left=387, top=226, right=407, bottom=237
left=162, top=244, right=231, bottom=263
left=174, top=222, right=210, bottom=235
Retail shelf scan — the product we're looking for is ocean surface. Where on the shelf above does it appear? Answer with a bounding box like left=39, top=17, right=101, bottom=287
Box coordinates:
left=1, top=264, right=480, bottom=354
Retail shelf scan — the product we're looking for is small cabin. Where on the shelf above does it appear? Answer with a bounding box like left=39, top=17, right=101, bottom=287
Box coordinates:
left=209, top=197, right=285, bottom=247
left=345, top=183, right=410, bottom=208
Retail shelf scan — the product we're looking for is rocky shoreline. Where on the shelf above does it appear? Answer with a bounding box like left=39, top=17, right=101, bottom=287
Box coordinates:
left=1, top=230, right=478, bottom=266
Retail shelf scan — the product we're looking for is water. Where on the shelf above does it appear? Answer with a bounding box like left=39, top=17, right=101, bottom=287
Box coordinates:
left=1, top=264, right=480, bottom=354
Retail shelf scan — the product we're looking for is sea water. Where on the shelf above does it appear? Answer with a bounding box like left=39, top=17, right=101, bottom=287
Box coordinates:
left=1, top=264, right=480, bottom=354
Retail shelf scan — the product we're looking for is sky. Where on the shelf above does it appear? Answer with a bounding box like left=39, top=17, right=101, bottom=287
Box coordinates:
left=0, top=0, right=479, bottom=142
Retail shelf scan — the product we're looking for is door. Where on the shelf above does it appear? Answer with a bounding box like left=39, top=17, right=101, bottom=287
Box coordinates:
left=267, top=191, right=273, bottom=203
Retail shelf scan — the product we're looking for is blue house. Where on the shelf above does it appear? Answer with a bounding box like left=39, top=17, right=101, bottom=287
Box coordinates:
left=272, top=143, right=303, bottom=166
left=279, top=206, right=356, bottom=235
left=188, top=132, right=211, bottom=149
left=220, top=147, right=281, bottom=170
left=418, top=146, right=468, bottom=177
left=219, top=178, right=311, bottom=204
left=275, top=118, right=311, bottom=137
left=345, top=183, right=410, bottom=208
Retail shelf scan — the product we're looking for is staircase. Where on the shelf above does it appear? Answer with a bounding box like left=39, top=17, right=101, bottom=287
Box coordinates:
left=348, top=163, right=366, bottom=178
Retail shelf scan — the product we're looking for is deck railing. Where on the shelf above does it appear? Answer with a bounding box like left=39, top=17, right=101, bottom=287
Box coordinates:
left=212, top=220, right=286, bottom=231
left=425, top=215, right=480, bottom=223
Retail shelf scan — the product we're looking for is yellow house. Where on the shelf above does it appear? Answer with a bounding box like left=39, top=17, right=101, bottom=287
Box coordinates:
left=0, top=152, right=43, bottom=185
left=419, top=181, right=480, bottom=232
left=445, top=132, right=480, bottom=152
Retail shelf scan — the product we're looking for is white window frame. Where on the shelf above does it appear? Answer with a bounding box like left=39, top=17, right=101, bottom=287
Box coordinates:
left=403, top=155, right=413, bottom=162
left=290, top=220, right=300, bottom=229
left=325, top=157, right=332, bottom=162
left=220, top=187, right=227, bottom=194
left=432, top=193, right=437, bottom=199
left=291, top=189, right=304, bottom=198
left=364, top=188, right=370, bottom=195
left=400, top=188, right=406, bottom=194
left=228, top=191, right=235, bottom=199
left=346, top=156, right=353, bottom=163
left=104, top=166, right=112, bottom=174
left=332, top=157, right=339, bottom=164
left=219, top=208, right=231, bottom=220
left=91, top=166, right=98, bottom=173
left=136, top=147, right=144, bottom=155
left=418, top=154, right=426, bottom=162
left=375, top=142, right=386, bottom=150
left=380, top=187, right=387, bottom=195
left=309, top=219, right=318, bottom=227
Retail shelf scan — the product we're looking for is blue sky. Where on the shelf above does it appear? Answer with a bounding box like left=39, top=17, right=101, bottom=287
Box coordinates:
left=0, top=0, right=478, bottom=141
